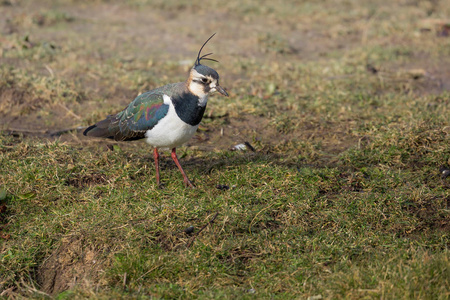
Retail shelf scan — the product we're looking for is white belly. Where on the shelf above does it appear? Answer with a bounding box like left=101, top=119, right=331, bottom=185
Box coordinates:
left=144, top=95, right=199, bottom=149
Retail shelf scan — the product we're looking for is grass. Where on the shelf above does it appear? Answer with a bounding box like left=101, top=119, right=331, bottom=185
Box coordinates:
left=1, top=0, right=450, bottom=298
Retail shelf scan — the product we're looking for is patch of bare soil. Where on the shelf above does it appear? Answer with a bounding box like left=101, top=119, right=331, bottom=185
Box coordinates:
left=0, top=87, right=35, bottom=116
left=402, top=196, right=450, bottom=233
left=192, top=114, right=358, bottom=157
left=0, top=192, right=10, bottom=241
left=0, top=85, right=82, bottom=134
left=65, top=172, right=108, bottom=188
left=37, top=236, right=107, bottom=295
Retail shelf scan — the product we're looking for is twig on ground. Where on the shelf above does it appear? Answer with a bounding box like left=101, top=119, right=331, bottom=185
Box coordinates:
left=186, top=212, right=219, bottom=248
left=3, top=126, right=86, bottom=137
left=58, top=103, right=82, bottom=119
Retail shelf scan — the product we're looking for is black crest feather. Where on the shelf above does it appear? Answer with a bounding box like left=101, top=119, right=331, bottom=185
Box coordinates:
left=195, top=33, right=219, bottom=66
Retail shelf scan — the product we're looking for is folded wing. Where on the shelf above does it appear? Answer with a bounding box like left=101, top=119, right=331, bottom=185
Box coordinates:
left=84, top=92, right=170, bottom=141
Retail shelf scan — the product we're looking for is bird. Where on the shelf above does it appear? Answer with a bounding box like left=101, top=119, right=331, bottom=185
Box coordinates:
left=83, top=33, right=228, bottom=188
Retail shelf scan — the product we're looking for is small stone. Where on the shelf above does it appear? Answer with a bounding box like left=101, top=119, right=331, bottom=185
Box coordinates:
left=230, top=141, right=255, bottom=152
left=230, top=143, right=247, bottom=151
left=184, top=226, right=195, bottom=235
left=216, top=184, right=230, bottom=191
left=439, top=166, right=450, bottom=179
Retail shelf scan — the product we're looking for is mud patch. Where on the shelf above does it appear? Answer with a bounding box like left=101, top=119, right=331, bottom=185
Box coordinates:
left=218, top=246, right=264, bottom=271
left=0, top=84, right=82, bottom=134
left=193, top=114, right=359, bottom=159
left=402, top=196, right=450, bottom=232
left=65, top=172, right=108, bottom=188
left=155, top=231, right=189, bottom=252
left=0, top=86, right=43, bottom=118
left=0, top=188, right=10, bottom=241
left=37, top=236, right=107, bottom=295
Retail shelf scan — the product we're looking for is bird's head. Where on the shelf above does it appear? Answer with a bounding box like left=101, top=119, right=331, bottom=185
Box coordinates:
left=188, top=64, right=228, bottom=98
left=187, top=33, right=228, bottom=98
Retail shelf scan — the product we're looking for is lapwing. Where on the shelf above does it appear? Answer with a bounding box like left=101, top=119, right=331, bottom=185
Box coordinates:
left=83, top=34, right=228, bottom=188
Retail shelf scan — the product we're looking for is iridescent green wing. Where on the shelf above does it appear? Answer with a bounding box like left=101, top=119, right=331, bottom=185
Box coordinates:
left=115, top=91, right=169, bottom=140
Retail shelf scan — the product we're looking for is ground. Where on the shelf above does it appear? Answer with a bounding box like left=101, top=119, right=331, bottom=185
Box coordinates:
left=0, top=0, right=449, bottom=298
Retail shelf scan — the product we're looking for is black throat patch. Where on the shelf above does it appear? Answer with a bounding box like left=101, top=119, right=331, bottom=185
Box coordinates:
left=171, top=92, right=206, bottom=126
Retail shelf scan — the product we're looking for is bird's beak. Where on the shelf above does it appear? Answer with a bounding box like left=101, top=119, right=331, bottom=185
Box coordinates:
left=215, top=85, right=229, bottom=97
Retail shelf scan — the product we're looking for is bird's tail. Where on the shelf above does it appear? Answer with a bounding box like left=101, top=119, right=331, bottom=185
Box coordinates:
left=83, top=115, right=119, bottom=139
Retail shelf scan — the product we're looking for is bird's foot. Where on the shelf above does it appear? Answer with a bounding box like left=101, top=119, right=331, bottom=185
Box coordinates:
left=158, top=182, right=165, bottom=189
left=184, top=179, right=196, bottom=188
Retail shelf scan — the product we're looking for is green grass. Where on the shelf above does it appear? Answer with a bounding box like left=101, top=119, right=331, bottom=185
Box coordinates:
left=1, top=0, right=450, bottom=298
left=1, top=136, right=448, bottom=298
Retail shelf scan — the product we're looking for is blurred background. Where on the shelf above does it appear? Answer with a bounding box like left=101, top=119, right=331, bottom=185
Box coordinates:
left=1, top=0, right=449, bottom=153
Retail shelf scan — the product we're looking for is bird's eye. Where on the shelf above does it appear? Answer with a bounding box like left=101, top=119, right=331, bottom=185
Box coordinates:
left=201, top=78, right=208, bottom=83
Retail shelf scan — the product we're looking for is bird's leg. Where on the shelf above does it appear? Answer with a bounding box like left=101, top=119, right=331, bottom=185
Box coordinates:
left=171, top=148, right=195, bottom=188
left=153, top=148, right=162, bottom=188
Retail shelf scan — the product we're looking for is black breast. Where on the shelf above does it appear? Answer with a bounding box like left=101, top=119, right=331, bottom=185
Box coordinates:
left=172, top=92, right=206, bottom=126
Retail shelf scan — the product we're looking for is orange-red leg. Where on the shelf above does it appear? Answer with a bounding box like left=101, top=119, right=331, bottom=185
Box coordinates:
left=153, top=148, right=161, bottom=187
left=171, top=148, right=195, bottom=188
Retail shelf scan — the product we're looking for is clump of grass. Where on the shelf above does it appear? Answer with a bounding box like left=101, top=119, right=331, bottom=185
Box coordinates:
left=6, top=9, right=74, bottom=29
left=343, top=121, right=450, bottom=168
left=1, top=131, right=449, bottom=297
left=258, top=33, right=296, bottom=54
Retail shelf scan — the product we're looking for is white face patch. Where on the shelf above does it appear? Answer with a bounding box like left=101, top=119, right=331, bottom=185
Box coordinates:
left=191, top=69, right=203, bottom=79
left=188, top=69, right=219, bottom=106
left=209, top=81, right=217, bottom=93
left=189, top=80, right=207, bottom=98
left=189, top=69, right=206, bottom=97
